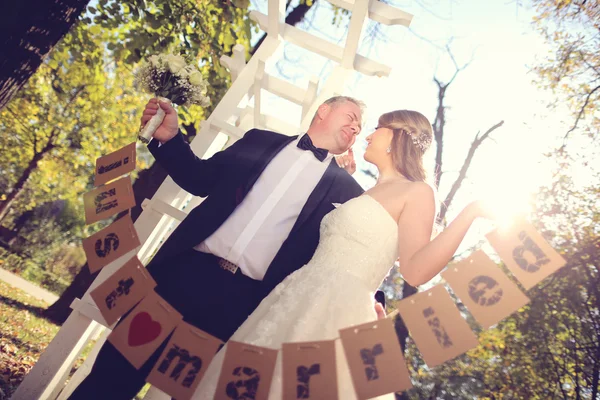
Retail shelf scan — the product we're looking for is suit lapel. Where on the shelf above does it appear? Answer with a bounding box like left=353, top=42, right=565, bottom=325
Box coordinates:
left=242, top=134, right=298, bottom=196
left=290, top=158, right=341, bottom=235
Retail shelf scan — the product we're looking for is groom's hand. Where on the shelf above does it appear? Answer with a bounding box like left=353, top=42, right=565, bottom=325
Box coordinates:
left=335, top=148, right=357, bottom=175
left=141, top=98, right=179, bottom=143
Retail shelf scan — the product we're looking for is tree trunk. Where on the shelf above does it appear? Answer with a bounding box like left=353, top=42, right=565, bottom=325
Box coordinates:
left=0, top=0, right=90, bottom=110
left=0, top=140, right=55, bottom=223
left=43, top=1, right=317, bottom=324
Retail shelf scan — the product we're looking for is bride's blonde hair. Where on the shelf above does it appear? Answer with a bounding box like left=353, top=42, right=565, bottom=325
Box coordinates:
left=377, top=110, right=433, bottom=183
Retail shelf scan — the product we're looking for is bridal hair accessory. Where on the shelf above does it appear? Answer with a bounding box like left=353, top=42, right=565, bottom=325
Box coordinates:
left=401, top=127, right=431, bottom=152
left=135, top=53, right=210, bottom=143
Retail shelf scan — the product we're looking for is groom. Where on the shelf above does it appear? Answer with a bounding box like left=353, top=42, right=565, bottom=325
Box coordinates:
left=70, top=96, right=382, bottom=399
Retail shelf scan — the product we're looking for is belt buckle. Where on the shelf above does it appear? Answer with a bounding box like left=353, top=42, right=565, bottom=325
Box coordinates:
left=218, top=258, right=238, bottom=274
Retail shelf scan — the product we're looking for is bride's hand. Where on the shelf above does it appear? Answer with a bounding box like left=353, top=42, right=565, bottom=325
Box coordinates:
left=335, top=148, right=356, bottom=175
left=466, top=200, right=498, bottom=221
left=374, top=302, right=386, bottom=319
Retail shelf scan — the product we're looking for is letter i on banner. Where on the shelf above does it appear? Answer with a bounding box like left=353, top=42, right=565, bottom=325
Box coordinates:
left=281, top=339, right=337, bottom=400
left=486, top=219, right=566, bottom=290
left=83, top=176, right=136, bottom=225
left=339, top=317, right=412, bottom=399
left=442, top=250, right=530, bottom=329
left=90, top=256, right=156, bottom=326
left=214, top=341, right=278, bottom=400
left=94, top=142, right=137, bottom=187
left=396, top=285, right=478, bottom=367
left=147, top=322, right=223, bottom=400
left=82, top=215, right=140, bottom=273
left=108, top=291, right=182, bottom=369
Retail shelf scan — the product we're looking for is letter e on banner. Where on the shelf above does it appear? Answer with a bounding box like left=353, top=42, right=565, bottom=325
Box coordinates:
left=442, top=250, right=529, bottom=329
left=486, top=219, right=566, bottom=289
left=147, top=322, right=223, bottom=400
left=397, top=285, right=478, bottom=367
left=83, top=176, right=135, bottom=225
left=214, top=341, right=278, bottom=400
left=339, top=317, right=412, bottom=399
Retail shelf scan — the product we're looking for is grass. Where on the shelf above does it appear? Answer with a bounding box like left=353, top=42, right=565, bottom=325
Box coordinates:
left=0, top=280, right=59, bottom=399
left=0, top=280, right=152, bottom=399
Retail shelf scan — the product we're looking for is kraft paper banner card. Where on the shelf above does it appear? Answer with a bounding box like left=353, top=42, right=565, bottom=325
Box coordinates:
left=82, top=215, right=140, bottom=273
left=397, top=285, right=478, bottom=367
left=214, top=341, right=278, bottom=400
left=94, top=142, right=136, bottom=187
left=108, top=291, right=182, bottom=369
left=281, top=339, right=338, bottom=400
left=83, top=175, right=135, bottom=225
left=486, top=220, right=566, bottom=290
left=339, top=318, right=412, bottom=399
left=442, top=250, right=530, bottom=329
left=147, top=322, right=223, bottom=400
left=90, top=256, right=156, bottom=326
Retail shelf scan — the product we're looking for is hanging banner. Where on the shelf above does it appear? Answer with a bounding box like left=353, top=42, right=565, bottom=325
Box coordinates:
left=94, top=142, right=136, bottom=187
left=339, top=318, right=412, bottom=399
left=82, top=215, right=140, bottom=273
left=442, top=250, right=530, bottom=329
left=214, top=341, right=278, bottom=400
left=147, top=322, right=223, bottom=400
left=89, top=256, right=156, bottom=325
left=486, top=220, right=566, bottom=289
left=281, top=339, right=338, bottom=400
left=397, top=285, right=478, bottom=367
left=108, top=290, right=182, bottom=369
left=83, top=175, right=135, bottom=225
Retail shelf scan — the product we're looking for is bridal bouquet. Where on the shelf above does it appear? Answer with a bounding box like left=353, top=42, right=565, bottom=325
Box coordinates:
left=135, top=54, right=210, bottom=143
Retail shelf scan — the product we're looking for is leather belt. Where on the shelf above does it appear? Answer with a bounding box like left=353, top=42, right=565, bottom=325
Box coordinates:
left=217, top=257, right=239, bottom=274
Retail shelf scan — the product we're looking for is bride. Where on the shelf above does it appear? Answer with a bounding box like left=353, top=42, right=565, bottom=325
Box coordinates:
left=193, top=110, right=493, bottom=399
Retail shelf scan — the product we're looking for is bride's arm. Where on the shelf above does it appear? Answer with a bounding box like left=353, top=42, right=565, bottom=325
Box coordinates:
left=396, top=183, right=485, bottom=287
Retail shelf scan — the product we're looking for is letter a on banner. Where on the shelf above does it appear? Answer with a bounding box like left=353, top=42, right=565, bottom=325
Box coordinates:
left=486, top=219, right=566, bottom=289
left=214, top=341, right=278, bottom=400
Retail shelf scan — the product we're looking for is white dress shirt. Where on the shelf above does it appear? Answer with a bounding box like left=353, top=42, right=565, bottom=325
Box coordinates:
left=195, top=135, right=333, bottom=280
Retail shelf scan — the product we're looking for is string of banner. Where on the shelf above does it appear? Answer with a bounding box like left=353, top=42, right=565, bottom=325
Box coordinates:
left=82, top=141, right=566, bottom=400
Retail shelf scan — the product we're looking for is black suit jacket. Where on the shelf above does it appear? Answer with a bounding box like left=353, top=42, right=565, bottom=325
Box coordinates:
left=147, top=128, right=364, bottom=296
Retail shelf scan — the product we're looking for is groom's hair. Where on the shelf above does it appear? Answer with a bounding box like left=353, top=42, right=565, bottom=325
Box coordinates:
left=310, top=96, right=366, bottom=126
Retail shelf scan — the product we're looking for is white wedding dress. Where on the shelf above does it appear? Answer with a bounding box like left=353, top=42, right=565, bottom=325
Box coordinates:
left=193, top=195, right=398, bottom=399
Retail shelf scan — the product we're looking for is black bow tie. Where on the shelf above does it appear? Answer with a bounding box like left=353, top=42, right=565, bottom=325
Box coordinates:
left=297, top=134, right=328, bottom=162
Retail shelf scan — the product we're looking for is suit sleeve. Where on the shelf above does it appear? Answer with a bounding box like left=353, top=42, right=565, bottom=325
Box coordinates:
left=148, top=129, right=257, bottom=197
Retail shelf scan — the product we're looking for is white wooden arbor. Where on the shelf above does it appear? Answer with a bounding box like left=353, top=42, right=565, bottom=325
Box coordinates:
left=11, top=1, right=412, bottom=399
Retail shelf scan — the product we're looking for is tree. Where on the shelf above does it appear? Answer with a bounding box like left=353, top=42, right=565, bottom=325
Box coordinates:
left=0, top=0, right=91, bottom=110
left=43, top=0, right=319, bottom=323
left=0, top=23, right=146, bottom=223
left=531, top=0, right=600, bottom=145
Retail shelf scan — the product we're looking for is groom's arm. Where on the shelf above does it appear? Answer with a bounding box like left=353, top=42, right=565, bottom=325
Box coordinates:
left=148, top=129, right=258, bottom=197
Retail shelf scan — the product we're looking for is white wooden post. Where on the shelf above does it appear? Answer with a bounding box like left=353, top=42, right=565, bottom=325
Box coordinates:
left=12, top=0, right=412, bottom=398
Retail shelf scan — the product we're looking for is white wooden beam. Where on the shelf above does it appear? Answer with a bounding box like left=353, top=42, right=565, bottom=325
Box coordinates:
left=340, top=0, right=369, bottom=69
left=254, top=60, right=266, bottom=129
left=250, top=11, right=391, bottom=77
left=268, top=0, right=286, bottom=37
left=327, top=0, right=413, bottom=27
left=302, top=76, right=319, bottom=121
left=219, top=44, right=246, bottom=82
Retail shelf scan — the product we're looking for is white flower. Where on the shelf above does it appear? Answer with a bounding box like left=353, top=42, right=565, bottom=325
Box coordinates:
left=189, top=72, right=204, bottom=86
left=166, top=54, right=186, bottom=74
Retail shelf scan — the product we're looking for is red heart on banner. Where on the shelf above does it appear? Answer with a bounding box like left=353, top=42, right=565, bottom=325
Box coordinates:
left=128, top=311, right=162, bottom=347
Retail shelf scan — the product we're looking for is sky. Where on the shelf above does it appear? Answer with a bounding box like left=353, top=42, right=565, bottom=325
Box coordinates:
left=246, top=0, right=586, bottom=254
